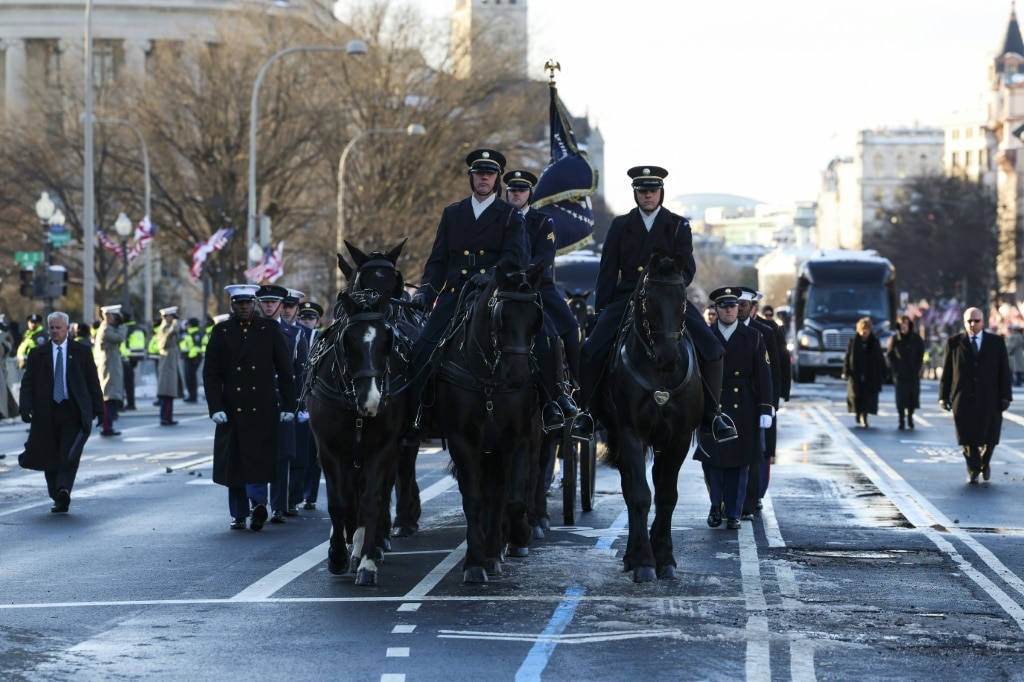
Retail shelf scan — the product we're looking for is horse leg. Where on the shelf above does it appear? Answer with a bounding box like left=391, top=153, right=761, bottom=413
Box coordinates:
left=450, top=438, right=489, bottom=583
left=505, top=426, right=537, bottom=558
left=530, top=435, right=556, bottom=538
left=616, top=431, right=656, bottom=582
left=650, top=447, right=687, bottom=580
left=392, top=442, right=421, bottom=537
left=318, top=442, right=351, bottom=576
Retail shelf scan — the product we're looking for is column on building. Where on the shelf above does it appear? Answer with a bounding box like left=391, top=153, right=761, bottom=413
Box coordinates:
left=123, top=39, right=151, bottom=84
left=1, top=38, right=26, bottom=120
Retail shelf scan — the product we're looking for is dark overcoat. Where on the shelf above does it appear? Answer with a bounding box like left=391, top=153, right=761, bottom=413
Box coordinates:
left=939, top=331, right=1012, bottom=445
left=524, top=207, right=580, bottom=338
left=762, top=315, right=791, bottom=400
left=748, top=316, right=781, bottom=408
left=844, top=333, right=886, bottom=415
left=694, top=323, right=772, bottom=467
left=18, top=339, right=104, bottom=471
left=416, top=196, right=527, bottom=344
left=203, top=316, right=296, bottom=487
left=586, top=207, right=722, bottom=363
left=276, top=321, right=300, bottom=460
left=887, top=328, right=924, bottom=411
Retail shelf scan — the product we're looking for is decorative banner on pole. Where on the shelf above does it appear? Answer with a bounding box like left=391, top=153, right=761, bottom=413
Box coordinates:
left=244, top=241, right=284, bottom=284
left=531, top=60, right=599, bottom=256
left=190, top=227, right=234, bottom=282
left=96, top=216, right=156, bottom=263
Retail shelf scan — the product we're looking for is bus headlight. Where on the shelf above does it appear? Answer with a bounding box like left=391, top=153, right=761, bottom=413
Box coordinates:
left=797, top=330, right=820, bottom=349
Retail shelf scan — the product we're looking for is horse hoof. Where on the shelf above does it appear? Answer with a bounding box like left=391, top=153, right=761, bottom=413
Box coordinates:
left=484, top=557, right=503, bottom=576
left=463, top=567, right=489, bottom=583
left=532, top=525, right=545, bottom=540
left=657, top=565, right=676, bottom=580
left=539, top=517, right=551, bottom=532
left=633, top=567, right=657, bottom=583
left=327, top=550, right=348, bottom=576
left=392, top=526, right=416, bottom=538
left=507, top=545, right=529, bottom=558
left=355, top=568, right=377, bottom=587
left=375, top=547, right=385, bottom=563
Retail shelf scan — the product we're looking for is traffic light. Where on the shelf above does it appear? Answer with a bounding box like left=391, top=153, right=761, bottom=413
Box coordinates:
left=46, top=265, right=68, bottom=299
left=19, top=268, right=35, bottom=297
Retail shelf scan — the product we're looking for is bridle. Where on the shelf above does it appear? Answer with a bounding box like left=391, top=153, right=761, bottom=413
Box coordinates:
left=634, top=272, right=687, bottom=361
left=475, top=288, right=542, bottom=374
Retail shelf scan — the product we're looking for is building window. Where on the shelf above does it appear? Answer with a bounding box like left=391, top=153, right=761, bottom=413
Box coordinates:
left=966, top=127, right=973, bottom=139
left=873, top=153, right=884, bottom=178
left=45, top=42, right=61, bottom=88
left=951, top=151, right=960, bottom=167
left=896, top=153, right=906, bottom=179
left=965, top=150, right=972, bottom=167
left=952, top=129, right=960, bottom=140
left=93, top=40, right=122, bottom=87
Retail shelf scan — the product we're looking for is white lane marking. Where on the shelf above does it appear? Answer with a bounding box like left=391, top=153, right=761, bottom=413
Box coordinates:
left=810, top=405, right=1024, bottom=634
left=402, top=541, right=467, bottom=598
left=380, top=675, right=405, bottom=682
left=230, top=542, right=330, bottom=602
left=385, top=647, right=409, bottom=657
left=739, top=521, right=771, bottom=680
left=760, top=492, right=785, bottom=548
left=443, top=628, right=681, bottom=644
left=397, top=603, right=421, bottom=612
left=392, top=625, right=416, bottom=634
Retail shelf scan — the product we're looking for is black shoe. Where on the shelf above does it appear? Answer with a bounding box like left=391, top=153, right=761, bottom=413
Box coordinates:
left=99, top=430, right=121, bottom=437
left=711, top=413, right=738, bottom=442
left=123, top=405, right=136, bottom=411
left=284, top=507, right=299, bottom=516
left=230, top=518, right=246, bottom=530
left=51, top=488, right=71, bottom=513
left=542, top=402, right=565, bottom=433
left=270, top=511, right=286, bottom=524
left=726, top=518, right=741, bottom=530
left=569, top=412, right=594, bottom=442
left=556, top=393, right=579, bottom=420
left=152, top=400, right=161, bottom=407
left=250, top=504, right=268, bottom=531
left=741, top=512, right=755, bottom=521
left=160, top=420, right=179, bottom=426
left=392, top=525, right=417, bottom=538
left=982, top=465, right=991, bottom=481
left=967, top=474, right=979, bottom=485
left=302, top=502, right=316, bottom=510
left=183, top=398, right=198, bottom=403
left=706, top=504, right=722, bottom=528
left=907, top=415, right=914, bottom=429
left=898, top=420, right=905, bottom=431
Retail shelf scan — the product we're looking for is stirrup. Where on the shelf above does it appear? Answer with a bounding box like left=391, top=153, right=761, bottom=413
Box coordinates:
left=542, top=402, right=565, bottom=433
left=711, top=413, right=738, bottom=443
left=569, top=412, right=594, bottom=442
left=556, top=393, right=579, bottom=419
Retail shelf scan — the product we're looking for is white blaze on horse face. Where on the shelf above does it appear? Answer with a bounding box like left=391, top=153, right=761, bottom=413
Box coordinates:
left=360, top=326, right=382, bottom=416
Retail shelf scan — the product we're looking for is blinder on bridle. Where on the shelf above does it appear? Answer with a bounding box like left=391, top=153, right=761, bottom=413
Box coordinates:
left=636, top=269, right=687, bottom=359
left=351, top=256, right=404, bottom=298
left=341, top=291, right=393, bottom=384
left=488, top=287, right=543, bottom=356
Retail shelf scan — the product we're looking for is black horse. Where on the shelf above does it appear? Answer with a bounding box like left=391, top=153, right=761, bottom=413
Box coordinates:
left=590, top=250, right=704, bottom=583
left=565, top=289, right=595, bottom=337
left=430, top=265, right=545, bottom=583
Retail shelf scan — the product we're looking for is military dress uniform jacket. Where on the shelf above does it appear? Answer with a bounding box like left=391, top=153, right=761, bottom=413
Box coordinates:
left=587, top=207, right=721, bottom=362
left=417, top=196, right=528, bottom=344
left=18, top=339, right=104, bottom=472
left=694, top=323, right=773, bottom=468
left=276, top=321, right=300, bottom=460
left=203, top=316, right=296, bottom=487
left=156, top=319, right=183, bottom=398
left=939, top=331, right=1012, bottom=446
left=525, top=207, right=580, bottom=338
left=94, top=320, right=127, bottom=401
left=747, top=317, right=781, bottom=409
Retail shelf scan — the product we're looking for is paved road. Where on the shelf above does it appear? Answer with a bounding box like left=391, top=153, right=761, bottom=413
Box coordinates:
left=2, top=378, right=1024, bottom=680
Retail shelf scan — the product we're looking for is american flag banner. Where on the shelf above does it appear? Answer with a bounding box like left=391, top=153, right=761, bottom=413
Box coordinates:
left=531, top=70, right=599, bottom=256
left=244, top=241, right=284, bottom=284
left=96, top=229, right=126, bottom=259
left=98, top=216, right=157, bottom=263
left=189, top=227, right=235, bottom=282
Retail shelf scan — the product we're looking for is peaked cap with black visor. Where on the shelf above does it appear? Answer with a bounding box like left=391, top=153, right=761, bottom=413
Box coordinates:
left=503, top=169, right=538, bottom=204
left=466, top=148, right=506, bottom=195
left=627, top=165, right=668, bottom=207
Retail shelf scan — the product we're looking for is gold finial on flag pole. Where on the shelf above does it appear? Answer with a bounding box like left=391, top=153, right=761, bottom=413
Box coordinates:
left=544, top=59, right=560, bottom=84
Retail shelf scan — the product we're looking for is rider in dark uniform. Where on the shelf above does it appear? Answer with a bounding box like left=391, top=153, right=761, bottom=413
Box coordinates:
left=578, top=165, right=737, bottom=443
left=502, top=168, right=583, bottom=434
left=407, top=148, right=528, bottom=437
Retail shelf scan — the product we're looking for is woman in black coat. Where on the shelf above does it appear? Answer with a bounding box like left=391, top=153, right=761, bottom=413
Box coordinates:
left=886, top=314, right=925, bottom=430
left=843, top=317, right=886, bottom=428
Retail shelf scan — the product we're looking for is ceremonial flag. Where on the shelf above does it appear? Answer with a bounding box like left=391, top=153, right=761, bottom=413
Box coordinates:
left=244, top=241, right=284, bottom=284
left=97, top=216, right=157, bottom=263
left=190, top=227, right=234, bottom=282
left=531, top=77, right=599, bottom=256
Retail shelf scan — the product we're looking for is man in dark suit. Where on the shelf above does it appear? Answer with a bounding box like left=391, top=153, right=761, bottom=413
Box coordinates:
left=939, top=307, right=1012, bottom=484
left=579, top=165, right=736, bottom=443
left=203, top=284, right=296, bottom=530
left=18, top=311, right=104, bottom=513
left=406, top=148, right=528, bottom=436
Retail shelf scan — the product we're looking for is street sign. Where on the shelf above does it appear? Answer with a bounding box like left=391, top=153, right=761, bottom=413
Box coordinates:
left=49, top=232, right=72, bottom=247
left=14, top=251, right=44, bottom=267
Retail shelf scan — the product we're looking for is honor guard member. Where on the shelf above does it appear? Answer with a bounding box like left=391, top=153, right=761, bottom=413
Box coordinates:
left=694, top=288, right=773, bottom=530
left=179, top=317, right=203, bottom=403
left=503, top=168, right=585, bottom=435
left=254, top=284, right=300, bottom=522
left=94, top=304, right=127, bottom=436
left=120, top=311, right=147, bottom=410
left=17, top=314, right=48, bottom=370
left=406, top=148, right=528, bottom=440
left=281, top=289, right=304, bottom=326
left=156, top=306, right=184, bottom=425
left=282, top=288, right=306, bottom=515
left=736, top=287, right=781, bottom=517
left=291, top=300, right=322, bottom=510
left=578, top=166, right=737, bottom=443
left=204, top=284, right=295, bottom=530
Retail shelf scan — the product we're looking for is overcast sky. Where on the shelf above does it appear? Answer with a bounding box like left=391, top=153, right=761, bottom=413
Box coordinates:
left=336, top=0, right=1016, bottom=214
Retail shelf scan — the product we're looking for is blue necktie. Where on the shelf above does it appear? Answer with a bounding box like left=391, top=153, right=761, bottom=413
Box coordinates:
left=53, top=345, right=65, bottom=402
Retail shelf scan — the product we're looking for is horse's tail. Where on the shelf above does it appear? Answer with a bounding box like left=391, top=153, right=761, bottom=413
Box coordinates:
left=596, top=439, right=616, bottom=467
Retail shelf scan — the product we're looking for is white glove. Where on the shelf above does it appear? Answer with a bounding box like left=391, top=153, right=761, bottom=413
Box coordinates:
left=771, top=406, right=777, bottom=417
left=280, top=412, right=295, bottom=422
left=211, top=411, right=227, bottom=424
left=759, top=414, right=773, bottom=429
left=297, top=410, right=310, bottom=423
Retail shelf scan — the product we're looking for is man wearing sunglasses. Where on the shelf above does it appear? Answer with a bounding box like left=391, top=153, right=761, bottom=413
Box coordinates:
left=939, top=307, right=1012, bottom=484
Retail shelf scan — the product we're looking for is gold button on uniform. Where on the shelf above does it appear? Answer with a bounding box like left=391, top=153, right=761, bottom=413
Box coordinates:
left=637, top=266, right=643, bottom=272
left=461, top=269, right=467, bottom=275
left=479, top=269, right=486, bottom=274
left=463, top=250, right=470, bottom=255
left=733, top=387, right=739, bottom=393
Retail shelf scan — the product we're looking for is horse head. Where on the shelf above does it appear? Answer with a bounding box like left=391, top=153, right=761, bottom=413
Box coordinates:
left=469, top=263, right=544, bottom=388
left=565, top=289, right=593, bottom=335
left=336, top=239, right=407, bottom=302
left=632, top=249, right=688, bottom=372
left=338, top=289, right=394, bottom=417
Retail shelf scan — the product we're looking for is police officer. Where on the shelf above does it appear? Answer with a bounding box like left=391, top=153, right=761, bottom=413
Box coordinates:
left=406, top=148, right=528, bottom=438
left=204, top=284, right=295, bottom=530
left=94, top=304, right=127, bottom=436
left=120, top=311, right=147, bottom=410
left=579, top=166, right=737, bottom=443
left=502, top=168, right=584, bottom=435
left=16, top=314, right=47, bottom=370
left=179, top=317, right=203, bottom=403
left=694, top=288, right=773, bottom=530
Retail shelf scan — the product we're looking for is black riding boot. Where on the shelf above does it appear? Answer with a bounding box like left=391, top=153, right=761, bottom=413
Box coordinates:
left=700, top=358, right=738, bottom=442
left=569, top=352, right=598, bottom=442
left=536, top=336, right=565, bottom=433
left=550, top=337, right=579, bottom=421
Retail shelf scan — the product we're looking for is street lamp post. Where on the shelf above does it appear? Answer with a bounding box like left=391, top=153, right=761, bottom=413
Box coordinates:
left=83, top=0, right=97, bottom=319
left=114, top=212, right=133, bottom=309
left=335, top=124, right=426, bottom=292
left=34, top=191, right=65, bottom=314
left=247, top=40, right=368, bottom=261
